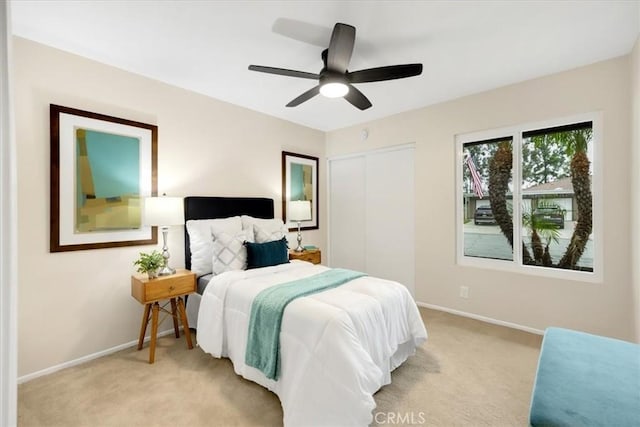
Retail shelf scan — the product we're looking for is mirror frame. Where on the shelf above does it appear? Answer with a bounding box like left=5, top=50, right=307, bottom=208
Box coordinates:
left=282, top=151, right=319, bottom=231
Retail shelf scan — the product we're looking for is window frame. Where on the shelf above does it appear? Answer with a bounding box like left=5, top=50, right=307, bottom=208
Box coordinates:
left=455, top=112, right=603, bottom=283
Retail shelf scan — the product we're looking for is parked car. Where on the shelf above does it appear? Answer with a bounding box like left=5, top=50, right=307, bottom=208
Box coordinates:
left=474, top=206, right=496, bottom=225
left=532, top=206, right=565, bottom=229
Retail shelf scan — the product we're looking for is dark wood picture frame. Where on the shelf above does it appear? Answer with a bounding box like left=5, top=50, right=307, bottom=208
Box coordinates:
left=282, top=151, right=319, bottom=231
left=50, top=104, right=158, bottom=252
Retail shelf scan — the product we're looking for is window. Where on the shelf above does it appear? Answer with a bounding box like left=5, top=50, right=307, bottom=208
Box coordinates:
left=456, top=114, right=601, bottom=281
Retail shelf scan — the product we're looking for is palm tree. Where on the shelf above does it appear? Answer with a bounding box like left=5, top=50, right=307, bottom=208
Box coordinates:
left=522, top=203, right=561, bottom=267
left=557, top=131, right=592, bottom=268
left=488, top=140, right=532, bottom=264
left=487, top=128, right=592, bottom=270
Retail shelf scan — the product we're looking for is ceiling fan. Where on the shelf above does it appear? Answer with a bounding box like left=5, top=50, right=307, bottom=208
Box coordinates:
left=248, top=23, right=423, bottom=110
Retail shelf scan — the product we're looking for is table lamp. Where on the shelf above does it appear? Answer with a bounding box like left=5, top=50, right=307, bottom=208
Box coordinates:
left=289, top=200, right=311, bottom=252
left=143, top=195, right=184, bottom=276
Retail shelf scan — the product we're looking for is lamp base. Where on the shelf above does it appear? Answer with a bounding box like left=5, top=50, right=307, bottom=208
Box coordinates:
left=157, top=265, right=176, bottom=276
left=158, top=226, right=175, bottom=276
left=294, top=221, right=304, bottom=252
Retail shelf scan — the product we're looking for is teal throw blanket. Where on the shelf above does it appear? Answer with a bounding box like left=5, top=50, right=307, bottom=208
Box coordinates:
left=245, top=268, right=366, bottom=380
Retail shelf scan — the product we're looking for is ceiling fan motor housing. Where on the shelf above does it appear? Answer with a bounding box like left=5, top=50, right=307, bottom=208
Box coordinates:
left=320, top=70, right=346, bottom=86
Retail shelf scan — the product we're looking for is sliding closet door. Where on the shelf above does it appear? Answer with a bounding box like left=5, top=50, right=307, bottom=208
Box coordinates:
left=328, top=156, right=366, bottom=271
left=329, top=145, right=415, bottom=295
left=365, top=147, right=415, bottom=294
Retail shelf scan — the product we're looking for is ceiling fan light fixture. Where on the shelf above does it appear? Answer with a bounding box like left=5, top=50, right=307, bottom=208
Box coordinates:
left=249, top=23, right=422, bottom=110
left=320, top=82, right=349, bottom=98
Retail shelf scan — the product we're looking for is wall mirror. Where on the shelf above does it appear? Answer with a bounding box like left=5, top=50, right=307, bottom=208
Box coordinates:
left=282, top=151, right=318, bottom=231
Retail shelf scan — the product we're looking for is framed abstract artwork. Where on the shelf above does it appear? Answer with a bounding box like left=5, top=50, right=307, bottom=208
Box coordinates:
left=282, top=151, right=319, bottom=231
left=50, top=104, right=158, bottom=252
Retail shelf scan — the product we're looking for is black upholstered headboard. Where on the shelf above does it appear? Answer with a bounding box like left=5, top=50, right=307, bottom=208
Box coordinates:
left=183, top=196, right=275, bottom=271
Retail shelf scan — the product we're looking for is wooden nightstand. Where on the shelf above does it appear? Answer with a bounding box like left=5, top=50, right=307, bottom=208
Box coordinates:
left=289, top=248, right=321, bottom=265
left=131, top=269, right=196, bottom=363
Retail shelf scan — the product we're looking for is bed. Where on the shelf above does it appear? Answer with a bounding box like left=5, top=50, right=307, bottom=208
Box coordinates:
left=183, top=196, right=275, bottom=327
left=184, top=196, right=427, bottom=426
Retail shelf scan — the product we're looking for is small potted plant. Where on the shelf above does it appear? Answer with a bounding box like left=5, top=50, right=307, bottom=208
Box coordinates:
left=133, top=250, right=164, bottom=279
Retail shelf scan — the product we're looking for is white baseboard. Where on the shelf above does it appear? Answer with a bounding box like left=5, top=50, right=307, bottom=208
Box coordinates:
left=20, top=304, right=542, bottom=384
left=18, top=328, right=178, bottom=384
left=416, top=301, right=544, bottom=335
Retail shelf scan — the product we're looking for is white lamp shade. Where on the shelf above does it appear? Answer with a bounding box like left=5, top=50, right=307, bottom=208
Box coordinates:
left=289, top=200, right=311, bottom=221
left=143, top=196, right=184, bottom=226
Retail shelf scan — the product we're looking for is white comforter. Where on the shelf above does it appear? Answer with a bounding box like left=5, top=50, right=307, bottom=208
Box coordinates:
left=197, top=261, right=427, bottom=426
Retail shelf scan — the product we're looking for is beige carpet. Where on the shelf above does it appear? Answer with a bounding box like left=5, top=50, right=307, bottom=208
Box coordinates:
left=18, top=308, right=542, bottom=426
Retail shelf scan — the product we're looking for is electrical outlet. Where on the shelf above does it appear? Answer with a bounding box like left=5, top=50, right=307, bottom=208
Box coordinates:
left=460, top=286, right=469, bottom=298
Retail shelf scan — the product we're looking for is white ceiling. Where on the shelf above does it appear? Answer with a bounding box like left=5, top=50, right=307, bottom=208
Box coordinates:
left=10, top=1, right=640, bottom=132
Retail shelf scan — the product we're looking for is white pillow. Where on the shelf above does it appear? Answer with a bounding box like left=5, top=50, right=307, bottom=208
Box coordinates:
left=253, top=223, right=288, bottom=244
left=211, top=228, right=254, bottom=275
left=186, top=216, right=242, bottom=276
left=241, top=216, right=288, bottom=243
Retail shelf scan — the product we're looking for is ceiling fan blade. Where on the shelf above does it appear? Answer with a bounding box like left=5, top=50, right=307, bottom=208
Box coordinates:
left=327, top=23, right=356, bottom=73
left=248, top=65, right=319, bottom=80
left=347, top=63, right=423, bottom=83
left=344, top=85, right=372, bottom=110
left=286, top=86, right=321, bottom=107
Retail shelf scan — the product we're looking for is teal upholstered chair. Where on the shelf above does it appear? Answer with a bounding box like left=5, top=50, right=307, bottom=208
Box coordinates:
left=530, top=327, right=640, bottom=426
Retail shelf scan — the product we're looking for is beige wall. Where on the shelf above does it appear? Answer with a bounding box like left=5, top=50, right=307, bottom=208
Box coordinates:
left=631, top=35, right=640, bottom=343
left=327, top=56, right=634, bottom=340
left=14, top=37, right=325, bottom=377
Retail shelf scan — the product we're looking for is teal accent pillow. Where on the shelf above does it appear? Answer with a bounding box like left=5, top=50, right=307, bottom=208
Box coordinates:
left=245, top=237, right=289, bottom=269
